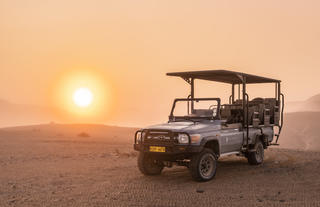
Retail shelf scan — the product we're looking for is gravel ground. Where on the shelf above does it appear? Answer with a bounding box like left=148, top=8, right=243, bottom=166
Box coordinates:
left=1, top=124, right=320, bottom=207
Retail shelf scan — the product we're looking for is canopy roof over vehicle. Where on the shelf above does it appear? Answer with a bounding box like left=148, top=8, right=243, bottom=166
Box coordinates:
left=167, top=70, right=281, bottom=84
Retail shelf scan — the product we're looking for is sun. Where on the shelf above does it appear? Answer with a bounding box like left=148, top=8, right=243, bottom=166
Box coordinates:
left=73, top=87, right=93, bottom=107
left=52, top=69, right=111, bottom=117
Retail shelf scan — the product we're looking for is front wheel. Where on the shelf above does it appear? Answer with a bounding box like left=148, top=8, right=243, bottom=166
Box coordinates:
left=189, top=148, right=217, bottom=182
left=247, top=139, right=264, bottom=165
left=137, top=152, right=164, bottom=175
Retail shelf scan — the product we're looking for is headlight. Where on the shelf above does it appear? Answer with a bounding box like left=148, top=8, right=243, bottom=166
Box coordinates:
left=190, top=134, right=201, bottom=144
left=136, top=131, right=142, bottom=143
left=177, top=133, right=189, bottom=144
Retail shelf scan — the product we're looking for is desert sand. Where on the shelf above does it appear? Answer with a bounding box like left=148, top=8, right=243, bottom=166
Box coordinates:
left=0, top=123, right=320, bottom=207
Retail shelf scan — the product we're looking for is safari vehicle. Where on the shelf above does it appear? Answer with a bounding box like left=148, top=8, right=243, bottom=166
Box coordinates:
left=134, top=70, right=284, bottom=181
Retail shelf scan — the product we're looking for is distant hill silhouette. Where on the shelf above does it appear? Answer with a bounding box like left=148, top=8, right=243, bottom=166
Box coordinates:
left=280, top=111, right=320, bottom=151
left=0, top=99, right=64, bottom=127
left=286, top=94, right=320, bottom=113
left=306, top=93, right=320, bottom=104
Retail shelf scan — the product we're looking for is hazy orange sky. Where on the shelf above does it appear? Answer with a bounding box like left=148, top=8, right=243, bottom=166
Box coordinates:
left=1, top=0, right=320, bottom=126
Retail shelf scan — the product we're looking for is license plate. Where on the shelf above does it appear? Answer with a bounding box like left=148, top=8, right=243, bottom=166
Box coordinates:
left=149, top=146, right=166, bottom=152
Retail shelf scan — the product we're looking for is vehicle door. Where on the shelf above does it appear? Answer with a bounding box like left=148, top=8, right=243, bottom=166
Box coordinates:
left=220, top=124, right=243, bottom=153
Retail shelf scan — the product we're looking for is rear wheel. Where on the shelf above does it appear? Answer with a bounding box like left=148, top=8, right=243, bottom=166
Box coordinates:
left=189, top=148, right=217, bottom=182
left=247, top=139, right=264, bottom=165
left=137, top=152, right=164, bottom=175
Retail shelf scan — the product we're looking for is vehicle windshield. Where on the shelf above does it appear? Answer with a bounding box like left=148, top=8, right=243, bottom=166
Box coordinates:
left=169, top=98, right=220, bottom=122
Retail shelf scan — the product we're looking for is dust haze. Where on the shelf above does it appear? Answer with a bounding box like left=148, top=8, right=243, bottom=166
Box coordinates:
left=1, top=94, right=320, bottom=206
left=1, top=0, right=320, bottom=206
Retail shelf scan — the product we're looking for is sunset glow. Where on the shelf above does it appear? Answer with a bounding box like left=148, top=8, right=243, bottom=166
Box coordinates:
left=49, top=68, right=113, bottom=123
left=73, top=88, right=93, bottom=107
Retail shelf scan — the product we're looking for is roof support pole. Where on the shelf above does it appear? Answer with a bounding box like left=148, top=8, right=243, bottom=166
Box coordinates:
left=275, top=83, right=278, bottom=99
left=231, top=84, right=235, bottom=104
left=191, top=78, right=194, bottom=112
left=242, top=76, right=249, bottom=148
left=242, top=78, right=246, bottom=112
left=242, top=79, right=246, bottom=145
left=277, top=82, right=281, bottom=105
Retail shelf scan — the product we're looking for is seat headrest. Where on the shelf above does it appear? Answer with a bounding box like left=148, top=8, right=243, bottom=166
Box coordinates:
left=193, top=109, right=213, bottom=116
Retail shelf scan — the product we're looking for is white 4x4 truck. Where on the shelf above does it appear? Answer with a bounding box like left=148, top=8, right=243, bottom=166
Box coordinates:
left=134, top=70, right=284, bottom=181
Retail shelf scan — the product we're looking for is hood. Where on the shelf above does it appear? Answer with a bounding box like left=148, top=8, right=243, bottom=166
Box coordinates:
left=145, top=120, right=221, bottom=134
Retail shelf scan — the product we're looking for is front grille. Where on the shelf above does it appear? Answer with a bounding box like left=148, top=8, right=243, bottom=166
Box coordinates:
left=143, top=130, right=176, bottom=145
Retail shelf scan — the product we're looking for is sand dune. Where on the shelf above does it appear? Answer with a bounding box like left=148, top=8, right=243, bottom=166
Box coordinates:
left=1, top=124, right=320, bottom=206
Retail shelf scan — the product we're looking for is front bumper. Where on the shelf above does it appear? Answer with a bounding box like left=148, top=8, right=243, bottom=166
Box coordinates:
left=133, top=143, right=202, bottom=161
left=134, top=129, right=203, bottom=160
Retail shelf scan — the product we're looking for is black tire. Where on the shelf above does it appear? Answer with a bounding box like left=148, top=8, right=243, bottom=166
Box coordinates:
left=189, top=148, right=217, bottom=182
left=137, top=152, right=164, bottom=175
left=247, top=139, right=264, bottom=165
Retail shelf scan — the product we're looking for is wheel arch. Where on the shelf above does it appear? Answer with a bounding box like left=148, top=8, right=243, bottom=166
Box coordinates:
left=253, top=133, right=267, bottom=149
left=201, top=138, right=220, bottom=157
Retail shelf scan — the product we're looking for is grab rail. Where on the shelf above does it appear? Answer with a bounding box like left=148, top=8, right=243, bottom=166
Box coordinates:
left=187, top=94, right=192, bottom=114
left=245, top=93, right=249, bottom=148
left=276, top=93, right=285, bottom=143
left=229, top=95, right=233, bottom=104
